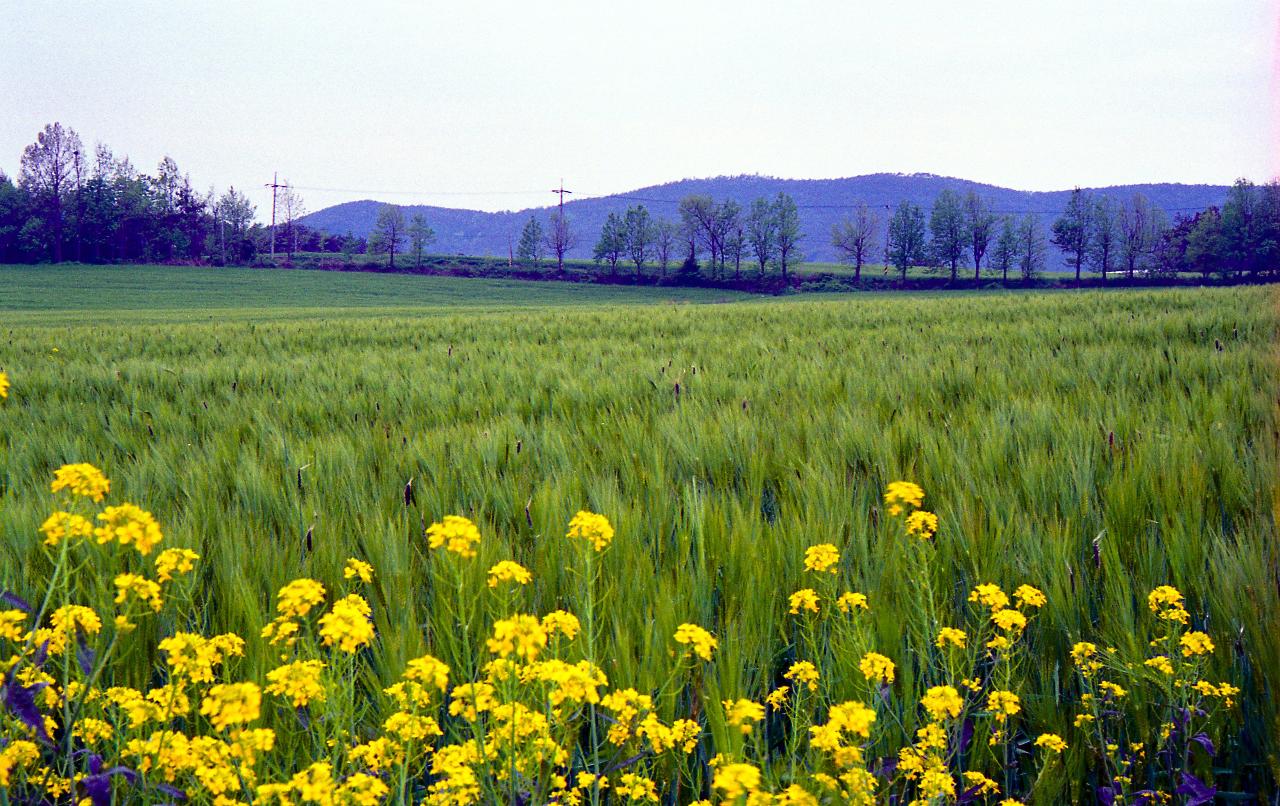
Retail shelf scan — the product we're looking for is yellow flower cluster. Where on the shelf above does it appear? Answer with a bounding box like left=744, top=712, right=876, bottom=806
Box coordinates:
left=565, top=509, right=614, bottom=552
left=2, top=461, right=1246, bottom=806
left=858, top=652, right=896, bottom=685
left=265, top=659, right=327, bottom=707
left=94, top=503, right=164, bottom=555
left=343, top=558, right=374, bottom=583
left=426, top=515, right=482, bottom=559
left=0, top=371, right=8, bottom=399
left=1148, top=585, right=1189, bottom=623
left=486, top=559, right=532, bottom=588
left=788, top=587, right=819, bottom=615
left=318, top=594, right=375, bottom=653
left=803, top=542, right=839, bottom=573
left=673, top=622, right=717, bottom=661
left=50, top=462, right=111, bottom=502
left=882, top=481, right=940, bottom=541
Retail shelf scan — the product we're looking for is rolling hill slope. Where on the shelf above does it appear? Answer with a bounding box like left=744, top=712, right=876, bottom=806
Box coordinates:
left=300, top=173, right=1231, bottom=263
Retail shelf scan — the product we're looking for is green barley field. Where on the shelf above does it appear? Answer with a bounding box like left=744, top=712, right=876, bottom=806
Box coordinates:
left=0, top=264, right=1276, bottom=802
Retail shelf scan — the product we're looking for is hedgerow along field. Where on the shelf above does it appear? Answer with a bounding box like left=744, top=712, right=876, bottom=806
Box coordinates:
left=0, top=268, right=1276, bottom=803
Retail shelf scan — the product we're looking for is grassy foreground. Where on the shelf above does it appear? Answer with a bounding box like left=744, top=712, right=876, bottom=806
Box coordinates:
left=0, top=272, right=1276, bottom=802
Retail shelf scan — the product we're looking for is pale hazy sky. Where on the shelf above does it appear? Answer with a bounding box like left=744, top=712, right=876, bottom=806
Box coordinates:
left=2, top=1, right=1277, bottom=218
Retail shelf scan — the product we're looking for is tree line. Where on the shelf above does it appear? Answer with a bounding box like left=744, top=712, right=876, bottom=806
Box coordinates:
left=0, top=122, right=369, bottom=265
left=6, top=122, right=1279, bottom=286
left=498, top=182, right=1279, bottom=285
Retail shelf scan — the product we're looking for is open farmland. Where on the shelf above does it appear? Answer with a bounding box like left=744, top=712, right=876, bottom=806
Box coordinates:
left=0, top=269, right=1276, bottom=802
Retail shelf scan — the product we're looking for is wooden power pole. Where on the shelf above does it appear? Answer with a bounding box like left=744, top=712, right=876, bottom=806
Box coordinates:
left=551, top=179, right=572, bottom=214
left=265, top=173, right=287, bottom=262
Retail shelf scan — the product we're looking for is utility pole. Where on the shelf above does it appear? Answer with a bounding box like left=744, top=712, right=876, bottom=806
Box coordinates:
left=265, top=173, right=287, bottom=263
left=549, top=180, right=573, bottom=271
left=551, top=179, right=572, bottom=214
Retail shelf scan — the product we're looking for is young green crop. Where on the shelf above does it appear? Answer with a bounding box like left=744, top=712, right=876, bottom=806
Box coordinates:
left=0, top=274, right=1275, bottom=798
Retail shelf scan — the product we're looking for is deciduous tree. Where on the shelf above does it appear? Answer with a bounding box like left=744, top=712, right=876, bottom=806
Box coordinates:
left=831, top=203, right=879, bottom=281
left=964, top=191, right=996, bottom=282
left=886, top=201, right=927, bottom=281
left=368, top=203, right=405, bottom=268
left=1051, top=188, right=1093, bottom=282
left=928, top=189, right=966, bottom=281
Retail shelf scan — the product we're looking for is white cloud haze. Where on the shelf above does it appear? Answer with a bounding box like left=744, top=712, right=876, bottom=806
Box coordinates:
left=2, top=0, right=1276, bottom=219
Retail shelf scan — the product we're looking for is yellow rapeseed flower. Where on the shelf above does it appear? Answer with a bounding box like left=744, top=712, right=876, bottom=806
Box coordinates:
left=765, top=686, right=790, bottom=709
left=936, top=627, right=967, bottom=649
left=920, top=685, right=963, bottom=721
left=1180, top=631, right=1214, bottom=657
left=784, top=661, right=820, bottom=692
left=541, top=609, right=581, bottom=640
left=0, top=371, right=8, bottom=400
left=992, top=609, right=1027, bottom=633
left=986, top=690, right=1020, bottom=722
left=426, top=515, right=482, bottom=559
left=1148, top=585, right=1189, bottom=624
left=486, top=560, right=532, bottom=588
left=566, top=510, right=615, bottom=552
left=803, top=543, right=840, bottom=573
left=615, top=772, right=659, bottom=802
left=155, top=548, right=199, bottom=583
left=835, top=592, right=869, bottom=613
left=404, top=653, right=451, bottom=692
left=95, top=503, right=163, bottom=555
left=883, top=481, right=924, bottom=516
left=113, top=573, right=164, bottom=612
left=0, top=609, right=26, bottom=641
left=673, top=623, right=717, bottom=661
left=905, top=510, right=939, bottom=540
left=963, top=771, right=1000, bottom=796
left=50, top=463, right=110, bottom=502
left=39, top=511, right=93, bottom=547
left=1014, top=584, right=1046, bottom=608
left=199, top=682, right=261, bottom=731
left=318, top=594, right=375, bottom=653
left=275, top=578, right=327, bottom=618
left=1035, top=733, right=1068, bottom=752
left=1144, top=656, right=1175, bottom=675
left=859, top=652, right=896, bottom=685
left=828, top=700, right=876, bottom=738
left=970, top=583, right=1009, bottom=611
left=265, top=659, right=327, bottom=707
left=722, top=698, right=765, bottom=735
left=788, top=588, right=820, bottom=615
left=343, top=558, right=374, bottom=583
left=487, top=614, right=547, bottom=661
left=0, top=740, right=39, bottom=786
left=712, top=763, right=761, bottom=799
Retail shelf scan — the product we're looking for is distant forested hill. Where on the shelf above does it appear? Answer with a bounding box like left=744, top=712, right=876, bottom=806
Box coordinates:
left=300, top=174, right=1231, bottom=263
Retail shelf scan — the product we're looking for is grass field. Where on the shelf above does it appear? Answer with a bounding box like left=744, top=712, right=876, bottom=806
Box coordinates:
left=0, top=265, right=1275, bottom=802
left=0, top=264, right=751, bottom=316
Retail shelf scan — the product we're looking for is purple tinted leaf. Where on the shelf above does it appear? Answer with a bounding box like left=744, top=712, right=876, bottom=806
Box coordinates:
left=32, top=640, right=49, bottom=669
left=872, top=756, right=898, bottom=779
left=83, top=766, right=139, bottom=806
left=87, top=753, right=103, bottom=774
left=154, top=783, right=188, bottom=801
left=1191, top=732, right=1216, bottom=756
left=76, top=632, right=95, bottom=676
left=958, top=785, right=983, bottom=803
left=959, top=718, right=974, bottom=755
left=1096, top=786, right=1116, bottom=805
left=3, top=681, right=48, bottom=741
left=1, top=592, right=32, bottom=613
left=1177, top=772, right=1216, bottom=806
